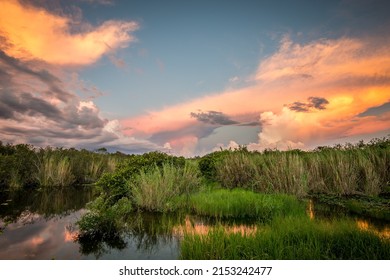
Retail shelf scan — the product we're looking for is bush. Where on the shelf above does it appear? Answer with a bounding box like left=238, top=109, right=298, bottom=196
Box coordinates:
left=0, top=143, right=37, bottom=189
left=77, top=196, right=133, bottom=238
left=198, top=150, right=231, bottom=180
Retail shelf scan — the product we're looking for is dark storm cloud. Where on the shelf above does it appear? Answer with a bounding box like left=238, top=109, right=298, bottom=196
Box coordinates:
left=288, top=101, right=310, bottom=112
left=0, top=50, right=73, bottom=102
left=0, top=49, right=159, bottom=153
left=190, top=110, right=238, bottom=125
left=308, top=97, right=329, bottom=110
left=62, top=104, right=106, bottom=130
left=358, top=101, right=390, bottom=117
left=1, top=125, right=99, bottom=140
left=288, top=96, right=329, bottom=112
left=0, top=49, right=110, bottom=144
left=0, top=91, right=62, bottom=120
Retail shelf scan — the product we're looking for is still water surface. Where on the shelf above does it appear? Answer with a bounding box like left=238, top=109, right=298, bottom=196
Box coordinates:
left=0, top=187, right=180, bottom=259
left=0, top=187, right=388, bottom=259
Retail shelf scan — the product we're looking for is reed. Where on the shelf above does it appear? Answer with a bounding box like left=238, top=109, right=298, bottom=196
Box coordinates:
left=212, top=139, right=389, bottom=196
left=216, top=152, right=261, bottom=190
left=131, top=161, right=201, bottom=212
left=35, top=152, right=75, bottom=187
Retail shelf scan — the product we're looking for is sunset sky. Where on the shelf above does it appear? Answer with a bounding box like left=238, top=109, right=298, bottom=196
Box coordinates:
left=0, top=0, right=389, bottom=156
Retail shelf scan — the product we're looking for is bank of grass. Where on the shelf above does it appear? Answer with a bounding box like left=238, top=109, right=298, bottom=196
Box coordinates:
left=209, top=138, right=390, bottom=197
left=188, top=188, right=306, bottom=221
left=0, top=142, right=124, bottom=189
left=180, top=216, right=390, bottom=260
left=34, top=148, right=121, bottom=188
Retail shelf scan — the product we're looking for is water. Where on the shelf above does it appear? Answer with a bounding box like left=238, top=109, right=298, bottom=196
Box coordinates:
left=0, top=188, right=388, bottom=259
left=0, top=187, right=180, bottom=259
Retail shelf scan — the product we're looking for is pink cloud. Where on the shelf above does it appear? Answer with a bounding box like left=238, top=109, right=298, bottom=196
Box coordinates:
left=121, top=36, right=390, bottom=155
left=0, top=0, right=138, bottom=65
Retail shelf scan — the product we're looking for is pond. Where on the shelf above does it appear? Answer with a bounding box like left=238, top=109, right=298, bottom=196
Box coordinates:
left=0, top=187, right=389, bottom=259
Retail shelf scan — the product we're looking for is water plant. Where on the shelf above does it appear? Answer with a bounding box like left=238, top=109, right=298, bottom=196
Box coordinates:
left=180, top=216, right=390, bottom=260
left=0, top=142, right=125, bottom=189
left=211, top=137, right=389, bottom=197
left=132, top=161, right=201, bottom=212
left=188, top=188, right=306, bottom=221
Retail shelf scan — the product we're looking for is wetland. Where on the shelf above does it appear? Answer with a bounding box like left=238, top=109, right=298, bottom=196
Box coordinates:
left=0, top=139, right=389, bottom=259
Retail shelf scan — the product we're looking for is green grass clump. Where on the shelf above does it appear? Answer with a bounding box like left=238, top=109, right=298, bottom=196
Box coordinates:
left=180, top=216, right=390, bottom=260
left=189, top=189, right=306, bottom=221
left=132, top=161, right=201, bottom=212
left=35, top=153, right=75, bottom=187
left=216, top=152, right=261, bottom=191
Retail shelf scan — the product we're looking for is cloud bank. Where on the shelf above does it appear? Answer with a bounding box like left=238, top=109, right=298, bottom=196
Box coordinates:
left=121, top=36, right=390, bottom=155
left=0, top=0, right=163, bottom=153
left=1, top=0, right=389, bottom=156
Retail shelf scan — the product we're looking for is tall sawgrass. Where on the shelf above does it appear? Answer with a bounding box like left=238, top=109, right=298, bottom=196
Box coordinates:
left=84, top=155, right=118, bottom=184
left=180, top=216, right=390, bottom=259
left=216, top=151, right=309, bottom=196
left=35, top=152, right=75, bottom=187
left=132, top=161, right=201, bottom=212
left=189, top=188, right=306, bottom=221
left=0, top=142, right=124, bottom=189
left=216, top=152, right=261, bottom=190
left=213, top=139, right=389, bottom=196
left=35, top=149, right=122, bottom=188
left=258, top=152, right=308, bottom=196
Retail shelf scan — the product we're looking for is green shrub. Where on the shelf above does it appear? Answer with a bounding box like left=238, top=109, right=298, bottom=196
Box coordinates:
left=77, top=196, right=133, bottom=238
left=0, top=143, right=37, bottom=189
left=198, top=150, right=230, bottom=180
left=96, top=172, right=130, bottom=205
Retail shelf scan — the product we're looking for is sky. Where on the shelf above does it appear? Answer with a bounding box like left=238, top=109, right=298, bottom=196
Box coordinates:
left=0, top=0, right=389, bottom=156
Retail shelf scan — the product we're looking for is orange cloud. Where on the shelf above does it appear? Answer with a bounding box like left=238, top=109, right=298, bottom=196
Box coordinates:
left=0, top=0, right=138, bottom=65
left=121, top=36, right=390, bottom=155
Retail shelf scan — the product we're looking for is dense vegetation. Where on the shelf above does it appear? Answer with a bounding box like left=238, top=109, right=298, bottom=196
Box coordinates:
left=0, top=142, right=123, bottom=189
left=200, top=139, right=390, bottom=197
left=1, top=137, right=389, bottom=259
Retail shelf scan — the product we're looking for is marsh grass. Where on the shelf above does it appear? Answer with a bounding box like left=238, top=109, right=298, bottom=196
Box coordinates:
left=180, top=216, right=390, bottom=260
left=257, top=152, right=308, bottom=196
left=0, top=142, right=126, bottom=189
left=189, top=188, right=306, bottom=221
left=214, top=140, right=389, bottom=196
left=132, top=161, right=201, bottom=212
left=216, top=152, right=260, bottom=190
left=308, top=148, right=389, bottom=196
left=35, top=152, right=75, bottom=187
